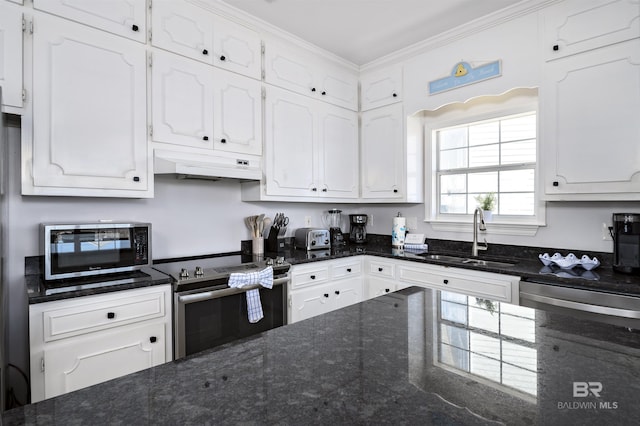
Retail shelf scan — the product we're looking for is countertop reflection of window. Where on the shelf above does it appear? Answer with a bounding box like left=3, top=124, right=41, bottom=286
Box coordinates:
left=437, top=291, right=537, bottom=401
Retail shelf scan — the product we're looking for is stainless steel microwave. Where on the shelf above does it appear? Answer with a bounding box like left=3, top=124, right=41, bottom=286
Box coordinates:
left=42, top=222, right=151, bottom=280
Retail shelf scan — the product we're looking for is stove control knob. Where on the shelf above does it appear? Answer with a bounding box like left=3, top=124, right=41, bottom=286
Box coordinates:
left=275, top=256, right=285, bottom=265
left=179, top=268, right=189, bottom=279
left=265, top=257, right=274, bottom=266
left=194, top=266, right=204, bottom=276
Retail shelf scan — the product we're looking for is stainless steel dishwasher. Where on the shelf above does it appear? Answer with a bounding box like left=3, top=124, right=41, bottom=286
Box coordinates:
left=520, top=280, right=640, bottom=329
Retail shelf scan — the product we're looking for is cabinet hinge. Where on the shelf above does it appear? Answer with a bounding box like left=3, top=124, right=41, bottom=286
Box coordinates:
left=29, top=20, right=34, bottom=35
left=148, top=0, right=152, bottom=9
left=40, top=357, right=45, bottom=373
left=261, top=69, right=265, bottom=80
left=261, top=41, right=265, bottom=54
left=148, top=52, right=153, bottom=67
left=288, top=295, right=292, bottom=307
left=149, top=125, right=153, bottom=137
left=22, top=89, right=27, bottom=101
left=261, top=86, right=266, bottom=99
left=22, top=18, right=26, bottom=32
left=148, top=29, right=152, bottom=43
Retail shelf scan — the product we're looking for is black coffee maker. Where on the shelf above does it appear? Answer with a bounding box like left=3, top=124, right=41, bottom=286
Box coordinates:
left=349, top=214, right=368, bottom=243
left=613, top=213, right=640, bottom=274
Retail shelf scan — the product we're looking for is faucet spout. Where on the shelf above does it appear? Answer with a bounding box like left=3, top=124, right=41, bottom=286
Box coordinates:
left=472, top=208, right=488, bottom=256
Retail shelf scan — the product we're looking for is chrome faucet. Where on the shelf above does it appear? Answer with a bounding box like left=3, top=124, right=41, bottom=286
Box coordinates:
left=472, top=208, right=488, bottom=257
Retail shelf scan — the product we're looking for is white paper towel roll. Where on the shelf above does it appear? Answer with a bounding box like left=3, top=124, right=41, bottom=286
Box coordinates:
left=392, top=216, right=406, bottom=247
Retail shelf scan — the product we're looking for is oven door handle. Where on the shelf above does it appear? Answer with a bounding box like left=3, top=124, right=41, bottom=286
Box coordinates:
left=177, top=275, right=290, bottom=304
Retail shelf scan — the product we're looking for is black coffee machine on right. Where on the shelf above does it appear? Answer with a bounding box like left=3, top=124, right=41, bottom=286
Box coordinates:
left=349, top=214, right=368, bottom=244
left=613, top=213, right=640, bottom=274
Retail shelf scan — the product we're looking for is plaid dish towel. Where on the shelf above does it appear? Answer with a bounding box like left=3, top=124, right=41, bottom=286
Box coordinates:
left=228, top=266, right=274, bottom=323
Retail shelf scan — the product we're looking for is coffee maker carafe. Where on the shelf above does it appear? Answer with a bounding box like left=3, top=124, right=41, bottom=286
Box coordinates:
left=323, top=209, right=345, bottom=247
left=613, top=213, right=640, bottom=274
left=349, top=214, right=368, bottom=244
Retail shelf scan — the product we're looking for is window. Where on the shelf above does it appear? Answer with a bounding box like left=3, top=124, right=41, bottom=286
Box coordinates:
left=423, top=88, right=544, bottom=234
left=437, top=112, right=537, bottom=216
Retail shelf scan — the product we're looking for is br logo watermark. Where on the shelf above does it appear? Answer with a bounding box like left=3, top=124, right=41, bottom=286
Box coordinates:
left=557, top=381, right=618, bottom=410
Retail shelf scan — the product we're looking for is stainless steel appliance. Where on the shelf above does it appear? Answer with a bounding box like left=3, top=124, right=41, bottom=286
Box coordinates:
left=520, top=280, right=640, bottom=329
left=612, top=213, right=640, bottom=274
left=349, top=214, right=368, bottom=243
left=323, top=209, right=345, bottom=247
left=294, top=228, right=330, bottom=250
left=153, top=256, right=290, bottom=359
left=41, top=222, right=151, bottom=280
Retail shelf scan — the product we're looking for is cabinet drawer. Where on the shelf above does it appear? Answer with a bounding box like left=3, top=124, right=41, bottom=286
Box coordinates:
left=367, top=260, right=396, bottom=278
left=331, top=260, right=362, bottom=279
left=42, top=290, right=167, bottom=342
left=291, top=264, right=329, bottom=288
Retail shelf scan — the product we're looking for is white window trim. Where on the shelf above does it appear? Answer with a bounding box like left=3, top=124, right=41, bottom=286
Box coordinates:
left=423, top=89, right=546, bottom=237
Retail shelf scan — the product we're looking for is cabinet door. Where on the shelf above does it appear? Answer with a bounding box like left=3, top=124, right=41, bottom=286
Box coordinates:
left=289, top=282, right=333, bottom=323
left=360, top=65, right=403, bottom=111
left=366, top=277, right=398, bottom=300
left=332, top=278, right=363, bottom=310
left=151, top=0, right=214, bottom=65
left=317, top=104, right=359, bottom=198
left=543, top=0, right=640, bottom=61
left=264, top=41, right=316, bottom=98
left=43, top=321, right=166, bottom=399
left=212, top=17, right=261, bottom=79
left=0, top=5, right=23, bottom=110
left=213, top=68, right=262, bottom=155
left=315, top=65, right=358, bottom=110
left=264, top=87, right=317, bottom=196
left=543, top=39, right=640, bottom=198
left=34, top=0, right=146, bottom=43
left=31, top=15, right=149, bottom=193
left=151, top=51, right=215, bottom=149
left=361, top=103, right=405, bottom=199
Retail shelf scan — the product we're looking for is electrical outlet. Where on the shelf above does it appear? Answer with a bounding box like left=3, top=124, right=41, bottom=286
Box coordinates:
left=406, top=216, right=418, bottom=231
left=602, top=222, right=613, bottom=241
left=304, top=216, right=312, bottom=227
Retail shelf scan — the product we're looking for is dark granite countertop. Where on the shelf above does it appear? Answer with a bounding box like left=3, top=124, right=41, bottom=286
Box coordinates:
left=269, top=236, right=640, bottom=297
left=5, top=286, right=640, bottom=425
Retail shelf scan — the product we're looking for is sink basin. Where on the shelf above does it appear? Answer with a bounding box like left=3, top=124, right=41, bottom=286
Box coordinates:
left=421, top=253, right=516, bottom=268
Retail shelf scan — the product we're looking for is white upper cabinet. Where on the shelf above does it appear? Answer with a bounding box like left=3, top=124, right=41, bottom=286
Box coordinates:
left=0, top=4, right=23, bottom=111
left=255, top=85, right=358, bottom=200
left=361, top=103, right=405, bottom=200
left=151, top=50, right=262, bottom=156
left=543, top=0, right=640, bottom=61
left=360, top=65, right=403, bottom=111
left=27, top=14, right=151, bottom=197
left=151, top=0, right=261, bottom=79
left=264, top=39, right=358, bottom=110
left=541, top=0, right=640, bottom=200
left=33, top=0, right=147, bottom=43
left=542, top=38, right=640, bottom=199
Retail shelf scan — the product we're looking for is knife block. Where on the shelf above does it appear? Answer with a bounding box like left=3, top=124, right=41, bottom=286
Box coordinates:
left=266, top=226, right=286, bottom=253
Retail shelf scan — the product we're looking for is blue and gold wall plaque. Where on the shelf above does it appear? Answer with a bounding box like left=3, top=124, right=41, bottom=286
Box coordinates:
left=429, top=60, right=501, bottom=95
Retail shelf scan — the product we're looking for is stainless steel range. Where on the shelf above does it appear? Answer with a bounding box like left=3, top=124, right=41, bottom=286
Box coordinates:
left=153, top=255, right=290, bottom=359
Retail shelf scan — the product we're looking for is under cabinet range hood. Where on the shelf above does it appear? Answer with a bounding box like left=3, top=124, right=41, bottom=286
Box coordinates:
left=154, top=149, right=261, bottom=181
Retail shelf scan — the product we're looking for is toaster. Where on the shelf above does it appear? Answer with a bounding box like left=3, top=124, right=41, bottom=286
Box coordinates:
left=295, top=228, right=331, bottom=250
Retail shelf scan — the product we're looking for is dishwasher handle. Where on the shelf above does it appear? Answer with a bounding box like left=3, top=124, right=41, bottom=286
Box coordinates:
left=520, top=291, right=640, bottom=319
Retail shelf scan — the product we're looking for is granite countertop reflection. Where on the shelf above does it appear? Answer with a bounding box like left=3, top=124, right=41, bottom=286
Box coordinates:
left=5, top=287, right=640, bottom=425
left=271, top=236, right=640, bottom=297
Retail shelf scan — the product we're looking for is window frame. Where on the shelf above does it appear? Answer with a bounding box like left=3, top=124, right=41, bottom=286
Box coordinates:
left=424, top=92, right=545, bottom=236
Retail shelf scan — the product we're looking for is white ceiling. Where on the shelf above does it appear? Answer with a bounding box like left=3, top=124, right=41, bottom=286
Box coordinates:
left=220, top=0, right=524, bottom=65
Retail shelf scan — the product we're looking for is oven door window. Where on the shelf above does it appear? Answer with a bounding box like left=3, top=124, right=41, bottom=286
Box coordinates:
left=182, top=288, right=285, bottom=357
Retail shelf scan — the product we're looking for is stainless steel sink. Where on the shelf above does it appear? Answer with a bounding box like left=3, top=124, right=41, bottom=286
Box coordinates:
left=422, top=253, right=516, bottom=268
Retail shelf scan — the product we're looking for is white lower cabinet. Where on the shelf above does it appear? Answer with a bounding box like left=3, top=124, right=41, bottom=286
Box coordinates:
left=289, top=258, right=363, bottom=323
left=29, top=285, right=172, bottom=402
left=397, top=262, right=519, bottom=303
left=364, top=257, right=408, bottom=299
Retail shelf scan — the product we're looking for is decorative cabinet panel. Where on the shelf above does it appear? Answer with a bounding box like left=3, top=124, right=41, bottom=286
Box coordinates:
left=151, top=0, right=261, bottom=79
left=26, top=14, right=151, bottom=197
left=0, top=4, right=23, bottom=110
left=33, top=0, right=147, bottom=43
left=543, top=0, right=640, bottom=61
left=361, top=103, right=405, bottom=200
left=0, top=3, right=23, bottom=113
left=151, top=50, right=262, bottom=156
left=542, top=38, right=640, bottom=199
left=30, top=285, right=172, bottom=402
left=257, top=86, right=358, bottom=200
left=360, top=65, right=403, bottom=111
left=264, top=39, right=358, bottom=110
